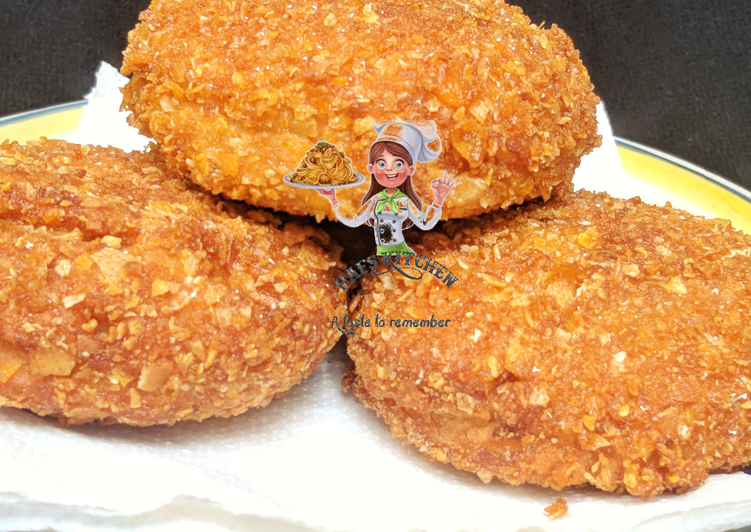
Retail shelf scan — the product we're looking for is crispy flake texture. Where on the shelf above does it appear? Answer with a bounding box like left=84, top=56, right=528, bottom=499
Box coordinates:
left=348, top=190, right=751, bottom=497
left=0, top=139, right=346, bottom=426
left=121, top=0, right=600, bottom=221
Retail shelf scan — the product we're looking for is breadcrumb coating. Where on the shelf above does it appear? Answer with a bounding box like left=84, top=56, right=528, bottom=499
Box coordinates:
left=544, top=498, right=568, bottom=520
left=0, top=139, right=346, bottom=426
left=121, top=0, right=600, bottom=221
left=348, top=190, right=751, bottom=497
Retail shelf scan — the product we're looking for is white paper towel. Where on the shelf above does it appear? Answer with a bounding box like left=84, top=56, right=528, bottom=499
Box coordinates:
left=2, top=62, right=750, bottom=532
left=62, top=63, right=151, bottom=153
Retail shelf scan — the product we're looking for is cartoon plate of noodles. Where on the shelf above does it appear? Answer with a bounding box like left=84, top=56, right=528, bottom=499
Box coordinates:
left=284, top=141, right=365, bottom=189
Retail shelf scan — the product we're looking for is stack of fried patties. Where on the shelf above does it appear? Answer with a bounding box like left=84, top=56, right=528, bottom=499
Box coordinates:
left=121, top=0, right=751, bottom=497
left=117, top=0, right=751, bottom=497
left=6, top=0, right=751, bottom=498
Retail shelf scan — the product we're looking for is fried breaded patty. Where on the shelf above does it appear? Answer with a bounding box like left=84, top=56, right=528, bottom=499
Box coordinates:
left=121, top=0, right=600, bottom=221
left=0, top=139, right=345, bottom=426
left=347, top=190, right=751, bottom=497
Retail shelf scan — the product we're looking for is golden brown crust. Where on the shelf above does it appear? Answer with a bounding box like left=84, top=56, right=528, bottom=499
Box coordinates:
left=0, top=138, right=346, bottom=426
left=348, top=190, right=751, bottom=497
left=121, top=0, right=600, bottom=221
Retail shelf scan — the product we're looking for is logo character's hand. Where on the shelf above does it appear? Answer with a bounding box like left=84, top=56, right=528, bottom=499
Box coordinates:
left=431, top=171, right=456, bottom=207
left=317, top=187, right=338, bottom=206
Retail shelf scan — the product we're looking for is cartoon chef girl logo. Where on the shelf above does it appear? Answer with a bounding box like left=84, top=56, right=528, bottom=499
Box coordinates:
left=284, top=120, right=455, bottom=256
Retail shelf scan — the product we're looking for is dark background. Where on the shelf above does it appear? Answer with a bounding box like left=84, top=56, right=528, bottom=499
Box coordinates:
left=1, top=0, right=749, bottom=190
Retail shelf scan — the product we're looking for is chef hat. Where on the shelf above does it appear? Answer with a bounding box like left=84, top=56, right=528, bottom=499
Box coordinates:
left=371, top=120, right=442, bottom=164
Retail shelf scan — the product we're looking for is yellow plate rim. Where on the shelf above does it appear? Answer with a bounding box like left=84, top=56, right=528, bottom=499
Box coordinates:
left=0, top=100, right=86, bottom=128
left=615, top=137, right=751, bottom=202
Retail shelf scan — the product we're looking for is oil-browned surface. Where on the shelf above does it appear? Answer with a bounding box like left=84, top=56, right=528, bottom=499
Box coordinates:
left=348, top=190, right=751, bottom=497
left=0, top=139, right=345, bottom=426
left=121, top=0, right=600, bottom=221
